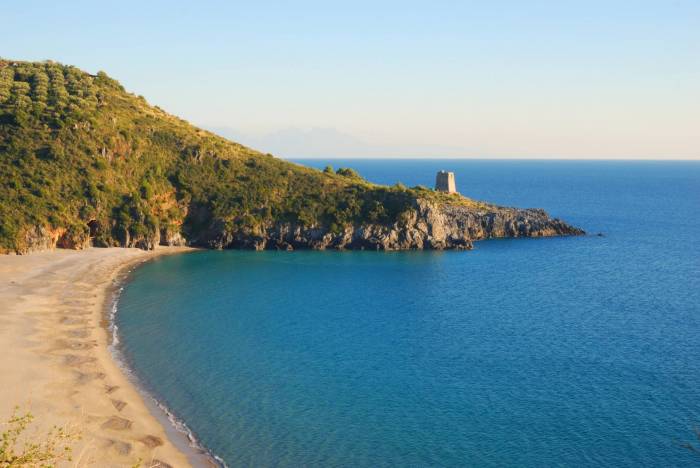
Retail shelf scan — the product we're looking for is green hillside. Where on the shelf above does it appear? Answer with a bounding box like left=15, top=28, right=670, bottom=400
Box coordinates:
left=0, top=59, right=464, bottom=253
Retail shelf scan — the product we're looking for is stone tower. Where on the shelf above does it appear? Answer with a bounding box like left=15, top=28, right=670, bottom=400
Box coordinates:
left=435, top=170, right=456, bottom=193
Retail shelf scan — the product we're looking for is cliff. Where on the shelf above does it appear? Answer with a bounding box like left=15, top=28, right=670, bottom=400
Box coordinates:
left=0, top=59, right=583, bottom=254
left=180, top=199, right=583, bottom=251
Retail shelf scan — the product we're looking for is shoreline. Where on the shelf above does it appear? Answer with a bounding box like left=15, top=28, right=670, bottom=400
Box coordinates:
left=0, top=247, right=206, bottom=466
left=107, top=254, right=225, bottom=467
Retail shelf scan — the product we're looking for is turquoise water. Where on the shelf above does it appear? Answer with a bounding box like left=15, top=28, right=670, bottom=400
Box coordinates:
left=117, top=160, right=700, bottom=467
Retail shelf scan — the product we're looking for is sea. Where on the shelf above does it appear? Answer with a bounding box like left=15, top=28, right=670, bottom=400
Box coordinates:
left=116, top=159, right=700, bottom=467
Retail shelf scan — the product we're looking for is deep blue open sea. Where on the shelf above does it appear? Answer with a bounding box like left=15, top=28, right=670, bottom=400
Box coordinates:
left=117, top=160, right=700, bottom=467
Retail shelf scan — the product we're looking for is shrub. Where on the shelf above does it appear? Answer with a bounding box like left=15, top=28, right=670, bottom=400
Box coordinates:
left=0, top=407, right=79, bottom=466
left=335, top=167, right=359, bottom=178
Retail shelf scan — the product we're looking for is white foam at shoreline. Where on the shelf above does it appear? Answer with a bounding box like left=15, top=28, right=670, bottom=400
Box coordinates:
left=108, top=269, right=228, bottom=468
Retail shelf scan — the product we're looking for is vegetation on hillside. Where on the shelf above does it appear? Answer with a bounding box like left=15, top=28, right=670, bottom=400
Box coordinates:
left=0, top=59, right=476, bottom=253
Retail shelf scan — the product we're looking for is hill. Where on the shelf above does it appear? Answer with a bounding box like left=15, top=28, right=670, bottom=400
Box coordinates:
left=0, top=59, right=583, bottom=254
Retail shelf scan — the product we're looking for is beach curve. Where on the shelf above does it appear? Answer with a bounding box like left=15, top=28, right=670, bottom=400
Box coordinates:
left=0, top=246, right=208, bottom=467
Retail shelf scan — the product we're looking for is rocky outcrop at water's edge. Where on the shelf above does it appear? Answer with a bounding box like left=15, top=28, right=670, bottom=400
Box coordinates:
left=191, top=199, right=585, bottom=251
left=12, top=199, right=583, bottom=254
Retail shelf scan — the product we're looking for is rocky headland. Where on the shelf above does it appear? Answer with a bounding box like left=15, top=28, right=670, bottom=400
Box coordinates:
left=0, top=59, right=583, bottom=254
left=190, top=199, right=584, bottom=251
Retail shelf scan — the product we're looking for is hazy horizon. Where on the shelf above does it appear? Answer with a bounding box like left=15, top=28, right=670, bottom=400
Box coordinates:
left=4, top=1, right=699, bottom=160
left=210, top=126, right=700, bottom=160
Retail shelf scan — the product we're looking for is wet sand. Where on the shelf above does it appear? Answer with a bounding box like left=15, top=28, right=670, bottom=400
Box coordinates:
left=0, top=247, right=203, bottom=467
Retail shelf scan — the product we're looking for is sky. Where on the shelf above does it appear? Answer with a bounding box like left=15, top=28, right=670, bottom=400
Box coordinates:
left=3, top=1, right=699, bottom=159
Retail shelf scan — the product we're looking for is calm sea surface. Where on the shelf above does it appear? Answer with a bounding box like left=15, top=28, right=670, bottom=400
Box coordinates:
left=117, top=160, right=700, bottom=467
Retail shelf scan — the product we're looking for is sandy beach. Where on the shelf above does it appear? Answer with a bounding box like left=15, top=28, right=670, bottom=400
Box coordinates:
left=0, top=247, right=203, bottom=467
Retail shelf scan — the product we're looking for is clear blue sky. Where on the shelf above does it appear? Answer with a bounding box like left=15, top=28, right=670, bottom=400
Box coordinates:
left=3, top=1, right=699, bottom=158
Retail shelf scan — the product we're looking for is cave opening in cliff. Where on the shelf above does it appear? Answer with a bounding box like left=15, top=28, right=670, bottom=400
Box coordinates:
left=87, top=220, right=99, bottom=238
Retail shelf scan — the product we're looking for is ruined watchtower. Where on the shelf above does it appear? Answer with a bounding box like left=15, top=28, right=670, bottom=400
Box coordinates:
left=435, top=170, right=457, bottom=193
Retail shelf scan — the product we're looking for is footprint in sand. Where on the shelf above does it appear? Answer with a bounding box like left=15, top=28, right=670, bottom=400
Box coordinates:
left=64, top=300, right=92, bottom=307
left=64, top=354, right=96, bottom=367
left=101, top=416, right=133, bottom=431
left=64, top=308, right=92, bottom=316
left=75, top=371, right=106, bottom=384
left=111, top=399, right=127, bottom=411
left=60, top=316, right=88, bottom=325
left=54, top=339, right=96, bottom=351
left=104, top=439, right=132, bottom=455
left=140, top=435, right=164, bottom=448
left=67, top=328, right=90, bottom=338
left=149, top=460, right=173, bottom=468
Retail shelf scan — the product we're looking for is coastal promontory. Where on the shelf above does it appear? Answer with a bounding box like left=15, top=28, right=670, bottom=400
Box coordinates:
left=0, top=59, right=583, bottom=254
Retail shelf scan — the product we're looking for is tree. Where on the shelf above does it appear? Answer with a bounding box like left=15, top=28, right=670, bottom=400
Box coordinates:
left=140, top=180, right=154, bottom=200
left=8, top=82, right=32, bottom=125
left=31, top=69, right=49, bottom=114
left=336, top=167, right=359, bottom=178
left=0, top=67, right=14, bottom=103
left=47, top=65, right=69, bottom=110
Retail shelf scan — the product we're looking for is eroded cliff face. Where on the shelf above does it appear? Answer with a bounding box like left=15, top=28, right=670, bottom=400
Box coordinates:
left=190, top=199, right=585, bottom=251
left=9, top=225, right=91, bottom=254
left=7, top=222, right=185, bottom=254
left=9, top=199, right=583, bottom=254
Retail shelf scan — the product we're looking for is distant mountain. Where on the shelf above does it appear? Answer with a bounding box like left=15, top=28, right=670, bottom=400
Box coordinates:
left=0, top=59, right=582, bottom=254
left=208, top=126, right=479, bottom=158
left=208, top=126, right=376, bottom=158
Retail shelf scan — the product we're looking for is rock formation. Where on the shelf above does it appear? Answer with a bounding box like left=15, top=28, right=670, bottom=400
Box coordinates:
left=189, top=199, right=584, bottom=251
